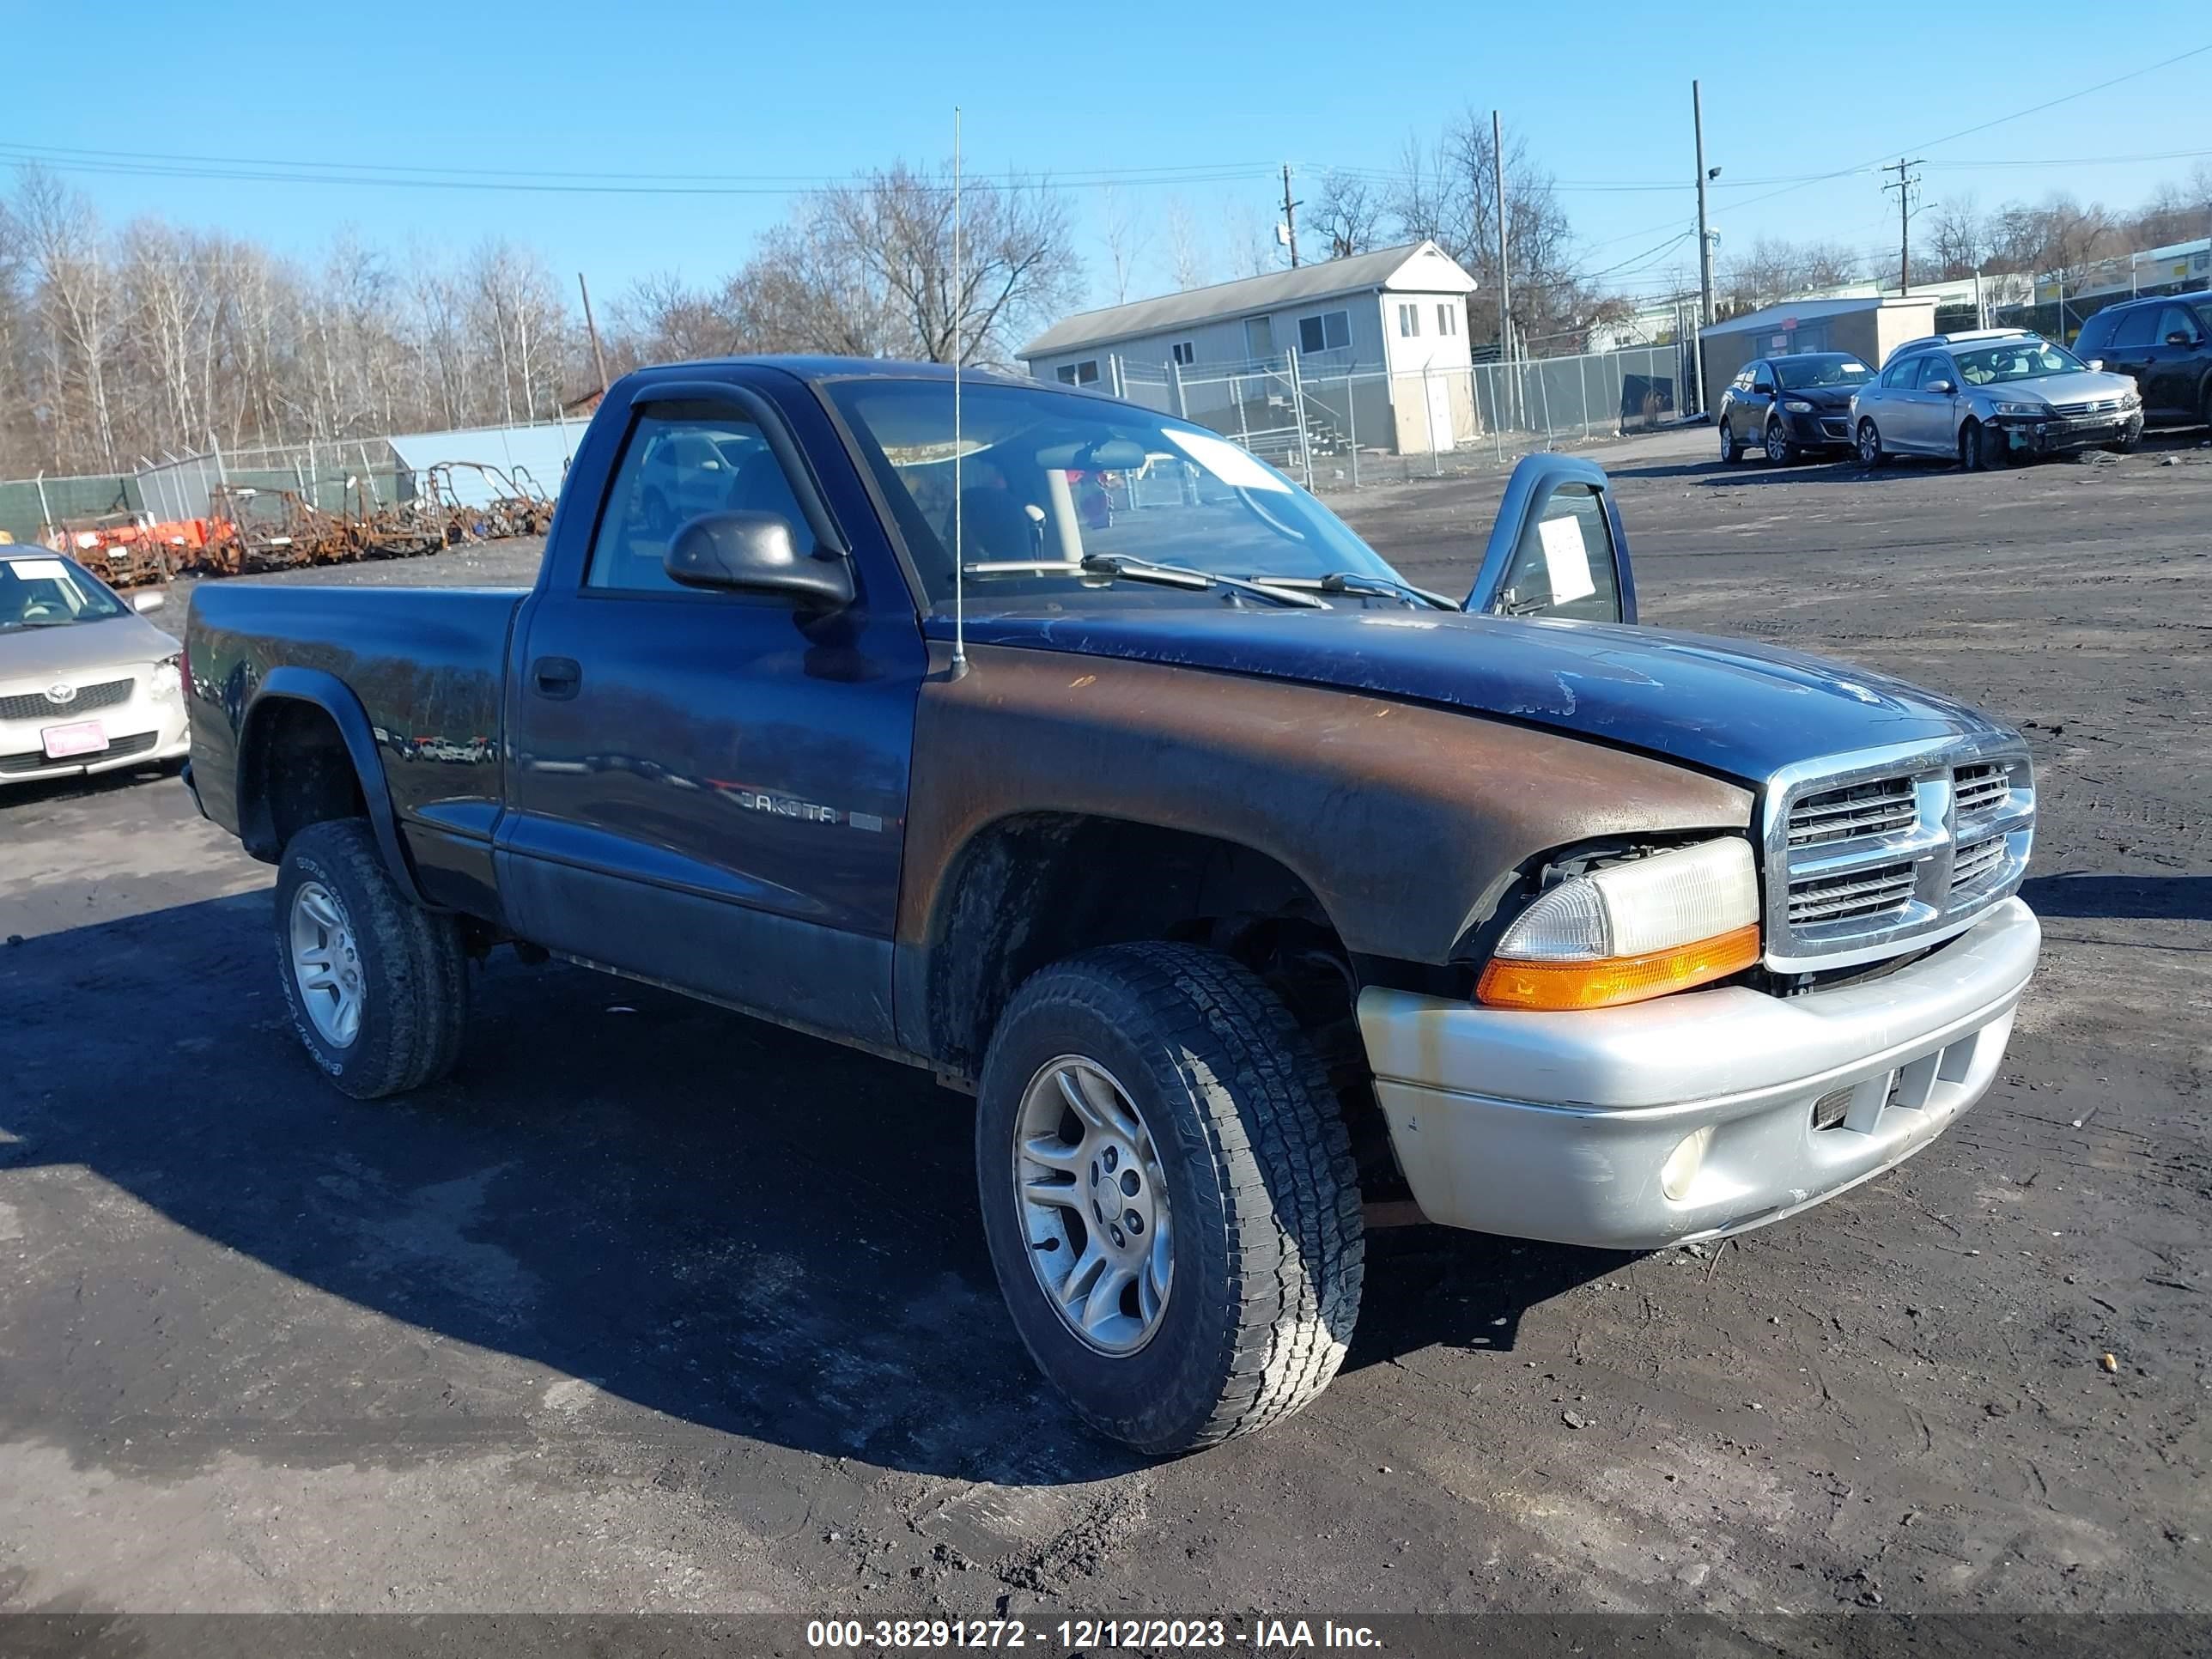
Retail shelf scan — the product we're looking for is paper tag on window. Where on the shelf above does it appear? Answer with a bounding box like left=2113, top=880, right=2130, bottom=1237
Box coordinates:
left=5, top=557, right=70, bottom=581
left=1536, top=514, right=1596, bottom=605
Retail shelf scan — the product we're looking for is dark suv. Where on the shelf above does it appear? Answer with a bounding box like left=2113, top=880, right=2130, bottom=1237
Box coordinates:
left=2073, top=294, right=2212, bottom=429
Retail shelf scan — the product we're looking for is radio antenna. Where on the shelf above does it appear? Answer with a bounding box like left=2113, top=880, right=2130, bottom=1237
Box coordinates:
left=950, top=105, right=966, bottom=674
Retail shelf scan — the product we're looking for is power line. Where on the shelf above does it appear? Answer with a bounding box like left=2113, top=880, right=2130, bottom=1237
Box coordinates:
left=1711, top=40, right=2212, bottom=222
left=0, top=142, right=1280, bottom=196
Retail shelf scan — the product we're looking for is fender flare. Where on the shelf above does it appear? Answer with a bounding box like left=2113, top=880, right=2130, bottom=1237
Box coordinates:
left=237, top=665, right=434, bottom=908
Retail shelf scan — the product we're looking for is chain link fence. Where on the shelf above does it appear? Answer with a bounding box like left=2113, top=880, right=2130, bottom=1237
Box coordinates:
left=134, top=437, right=412, bottom=526
left=1108, top=341, right=1690, bottom=494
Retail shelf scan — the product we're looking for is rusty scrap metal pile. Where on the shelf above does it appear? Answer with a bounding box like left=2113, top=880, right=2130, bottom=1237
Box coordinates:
left=58, top=462, right=555, bottom=589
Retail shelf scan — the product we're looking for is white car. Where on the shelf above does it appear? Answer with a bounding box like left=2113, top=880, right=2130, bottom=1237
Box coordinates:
left=0, top=550, right=191, bottom=787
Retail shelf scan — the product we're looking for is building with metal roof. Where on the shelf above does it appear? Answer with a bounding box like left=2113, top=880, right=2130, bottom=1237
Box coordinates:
left=1018, top=243, right=1480, bottom=454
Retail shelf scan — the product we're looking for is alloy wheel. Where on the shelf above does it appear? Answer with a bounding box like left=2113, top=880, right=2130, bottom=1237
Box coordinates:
left=289, top=879, right=364, bottom=1048
left=1012, top=1054, right=1173, bottom=1356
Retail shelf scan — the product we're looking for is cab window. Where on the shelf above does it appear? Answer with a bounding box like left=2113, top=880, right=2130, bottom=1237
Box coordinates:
left=586, top=408, right=807, bottom=593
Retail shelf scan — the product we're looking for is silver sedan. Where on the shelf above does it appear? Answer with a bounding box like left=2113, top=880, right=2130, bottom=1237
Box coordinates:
left=0, top=550, right=191, bottom=787
left=1850, top=333, right=2144, bottom=469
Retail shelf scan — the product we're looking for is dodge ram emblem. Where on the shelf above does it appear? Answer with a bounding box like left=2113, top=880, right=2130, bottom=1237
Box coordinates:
left=44, top=683, right=76, bottom=706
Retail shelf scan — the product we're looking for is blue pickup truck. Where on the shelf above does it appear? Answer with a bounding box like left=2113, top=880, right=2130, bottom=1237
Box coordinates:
left=183, top=357, right=2040, bottom=1455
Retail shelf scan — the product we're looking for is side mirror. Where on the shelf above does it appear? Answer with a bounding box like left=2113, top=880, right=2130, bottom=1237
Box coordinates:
left=2086, top=359, right=2105, bottom=372
left=131, top=590, right=166, bottom=614
left=663, top=511, right=854, bottom=609
left=1926, top=379, right=1955, bottom=397
left=2166, top=332, right=2193, bottom=348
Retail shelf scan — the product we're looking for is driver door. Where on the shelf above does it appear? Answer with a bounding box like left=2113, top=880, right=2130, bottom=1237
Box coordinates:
left=496, top=372, right=929, bottom=1047
left=1465, top=454, right=1633, bottom=624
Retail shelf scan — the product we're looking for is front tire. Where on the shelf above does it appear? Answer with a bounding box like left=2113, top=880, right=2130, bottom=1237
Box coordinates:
left=275, top=819, right=468, bottom=1100
left=1717, top=419, right=1741, bottom=465
left=1764, top=420, right=1794, bottom=465
left=1856, top=418, right=1888, bottom=469
left=975, top=943, right=1364, bottom=1455
left=1961, top=418, right=2005, bottom=471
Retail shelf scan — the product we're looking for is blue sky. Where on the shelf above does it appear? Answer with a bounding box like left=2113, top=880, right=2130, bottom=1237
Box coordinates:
left=3, top=0, right=2206, bottom=313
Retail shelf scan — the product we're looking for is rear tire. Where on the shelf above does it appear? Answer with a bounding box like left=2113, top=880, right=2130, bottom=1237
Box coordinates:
left=975, top=942, right=1364, bottom=1455
left=274, top=819, right=469, bottom=1100
left=1856, top=419, right=1888, bottom=469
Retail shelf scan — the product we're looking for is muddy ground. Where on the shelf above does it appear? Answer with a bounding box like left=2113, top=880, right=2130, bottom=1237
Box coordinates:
left=2, top=425, right=2206, bottom=1632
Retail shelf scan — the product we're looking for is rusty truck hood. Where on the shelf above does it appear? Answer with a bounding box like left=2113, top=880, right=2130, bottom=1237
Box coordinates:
left=934, top=605, right=2013, bottom=785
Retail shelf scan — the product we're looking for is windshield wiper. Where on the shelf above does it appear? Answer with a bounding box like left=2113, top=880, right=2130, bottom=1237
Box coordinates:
left=1254, top=571, right=1458, bottom=611
left=960, top=555, right=1324, bottom=609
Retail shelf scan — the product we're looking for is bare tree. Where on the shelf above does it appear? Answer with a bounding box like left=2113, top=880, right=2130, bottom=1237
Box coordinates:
left=16, top=167, right=120, bottom=468
left=1099, top=185, right=1149, bottom=305
left=1161, top=195, right=1210, bottom=292
left=1929, top=195, right=1990, bottom=280
left=736, top=162, right=1081, bottom=366
left=1384, top=112, right=1583, bottom=352
left=1311, top=171, right=1389, bottom=259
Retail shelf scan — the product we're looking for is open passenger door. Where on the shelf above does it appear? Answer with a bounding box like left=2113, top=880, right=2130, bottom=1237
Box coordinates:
left=1462, top=453, right=1638, bottom=625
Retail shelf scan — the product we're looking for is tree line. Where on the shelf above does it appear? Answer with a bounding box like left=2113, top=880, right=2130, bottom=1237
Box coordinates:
left=1711, top=163, right=2212, bottom=317
left=0, top=161, right=1082, bottom=483
left=4, top=148, right=2204, bottom=483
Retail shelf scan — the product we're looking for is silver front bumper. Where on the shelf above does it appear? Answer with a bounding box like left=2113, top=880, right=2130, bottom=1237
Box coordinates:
left=1357, top=898, right=2039, bottom=1249
left=0, top=676, right=189, bottom=787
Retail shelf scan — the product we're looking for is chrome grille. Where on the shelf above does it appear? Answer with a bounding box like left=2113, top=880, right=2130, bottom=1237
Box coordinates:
left=0, top=678, right=133, bottom=721
left=1763, top=738, right=2036, bottom=973
left=1951, top=836, right=2006, bottom=890
left=1788, top=777, right=1917, bottom=847
left=1952, top=763, right=2009, bottom=817
left=2049, top=398, right=2123, bottom=418
left=1788, top=862, right=1919, bottom=925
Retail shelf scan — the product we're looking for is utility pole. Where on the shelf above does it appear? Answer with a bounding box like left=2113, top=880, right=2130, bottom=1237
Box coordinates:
left=1882, top=158, right=1924, bottom=295
left=1692, top=80, right=1715, bottom=414
left=1280, top=164, right=1302, bottom=267
left=577, top=272, right=610, bottom=396
left=1492, top=109, right=1512, bottom=381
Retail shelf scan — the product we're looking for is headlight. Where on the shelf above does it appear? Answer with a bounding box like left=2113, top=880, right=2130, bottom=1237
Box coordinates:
left=2121, top=390, right=2142, bottom=408
left=152, top=654, right=182, bottom=698
left=1477, top=838, right=1761, bottom=1011
left=1784, top=399, right=1814, bottom=414
left=1993, top=401, right=2045, bottom=417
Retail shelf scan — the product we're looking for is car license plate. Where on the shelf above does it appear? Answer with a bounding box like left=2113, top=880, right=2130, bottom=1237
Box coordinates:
left=41, top=720, right=109, bottom=759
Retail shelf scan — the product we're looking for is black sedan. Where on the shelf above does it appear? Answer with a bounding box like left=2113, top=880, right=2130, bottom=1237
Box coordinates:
left=1717, top=352, right=1875, bottom=464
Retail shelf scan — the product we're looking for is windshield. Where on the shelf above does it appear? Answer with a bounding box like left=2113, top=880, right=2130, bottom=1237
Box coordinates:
left=0, top=555, right=131, bottom=630
left=823, top=377, right=1405, bottom=609
left=1953, top=339, right=2087, bottom=386
left=1775, top=356, right=1872, bottom=389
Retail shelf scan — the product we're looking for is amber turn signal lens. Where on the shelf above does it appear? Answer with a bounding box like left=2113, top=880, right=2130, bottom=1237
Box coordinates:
left=1476, top=923, right=1762, bottom=1012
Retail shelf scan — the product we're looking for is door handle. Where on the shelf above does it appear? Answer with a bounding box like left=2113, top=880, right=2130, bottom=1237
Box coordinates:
left=532, top=656, right=581, bottom=700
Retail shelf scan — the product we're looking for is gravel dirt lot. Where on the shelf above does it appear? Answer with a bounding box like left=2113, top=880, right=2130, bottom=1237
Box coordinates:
left=2, top=426, right=2206, bottom=1630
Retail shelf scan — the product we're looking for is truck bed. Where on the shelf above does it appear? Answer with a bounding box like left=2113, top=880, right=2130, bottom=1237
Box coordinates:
left=185, top=583, right=524, bottom=854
